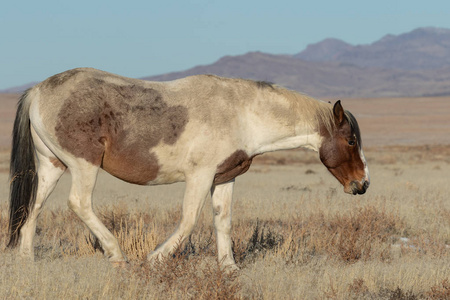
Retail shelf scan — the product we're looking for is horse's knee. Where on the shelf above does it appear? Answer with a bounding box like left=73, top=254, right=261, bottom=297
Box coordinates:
left=67, top=196, right=90, bottom=217
left=67, top=196, right=79, bottom=212
left=214, top=208, right=231, bottom=232
left=32, top=202, right=43, bottom=212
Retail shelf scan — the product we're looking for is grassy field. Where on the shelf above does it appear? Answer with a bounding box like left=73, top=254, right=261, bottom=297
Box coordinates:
left=1, top=145, right=450, bottom=299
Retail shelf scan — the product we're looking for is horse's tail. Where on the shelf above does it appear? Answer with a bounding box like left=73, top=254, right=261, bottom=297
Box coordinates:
left=8, top=89, right=38, bottom=248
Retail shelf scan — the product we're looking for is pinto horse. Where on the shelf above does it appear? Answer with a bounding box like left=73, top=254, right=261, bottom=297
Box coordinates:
left=8, top=68, right=369, bottom=268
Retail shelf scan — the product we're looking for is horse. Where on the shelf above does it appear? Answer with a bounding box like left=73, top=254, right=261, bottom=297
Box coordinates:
left=8, top=68, right=370, bottom=269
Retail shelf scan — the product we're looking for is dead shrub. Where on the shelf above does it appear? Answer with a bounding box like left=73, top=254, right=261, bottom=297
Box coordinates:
left=287, top=205, right=405, bottom=264
left=232, top=220, right=284, bottom=264
left=99, top=203, right=129, bottom=233
left=426, top=279, right=450, bottom=299
left=194, top=258, right=241, bottom=300
left=323, top=277, right=339, bottom=299
left=328, top=207, right=391, bottom=262
left=141, top=241, right=241, bottom=300
left=149, top=240, right=191, bottom=288
left=378, top=287, right=418, bottom=300
left=347, top=278, right=369, bottom=298
left=178, top=226, right=216, bottom=258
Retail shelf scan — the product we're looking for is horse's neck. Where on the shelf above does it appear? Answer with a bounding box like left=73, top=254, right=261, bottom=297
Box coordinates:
left=253, top=130, right=322, bottom=154
left=249, top=91, right=323, bottom=155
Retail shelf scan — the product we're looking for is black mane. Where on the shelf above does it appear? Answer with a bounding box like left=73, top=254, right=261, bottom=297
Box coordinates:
left=254, top=80, right=275, bottom=89
left=344, top=111, right=362, bottom=148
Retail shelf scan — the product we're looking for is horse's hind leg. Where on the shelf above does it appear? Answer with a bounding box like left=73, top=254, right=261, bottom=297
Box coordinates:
left=19, top=130, right=66, bottom=259
left=67, top=160, right=126, bottom=263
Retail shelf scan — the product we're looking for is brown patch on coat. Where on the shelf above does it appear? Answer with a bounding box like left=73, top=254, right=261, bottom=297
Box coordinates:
left=318, top=101, right=367, bottom=194
left=54, top=77, right=188, bottom=184
left=49, top=157, right=67, bottom=170
left=214, top=150, right=255, bottom=184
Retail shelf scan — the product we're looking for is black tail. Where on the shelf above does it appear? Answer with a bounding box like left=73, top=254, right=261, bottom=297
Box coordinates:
left=8, top=90, right=38, bottom=248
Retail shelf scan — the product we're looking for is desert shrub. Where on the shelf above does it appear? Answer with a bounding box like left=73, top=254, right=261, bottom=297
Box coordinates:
left=377, top=287, right=418, bottom=300
left=326, top=206, right=399, bottom=262
left=232, top=220, right=284, bottom=264
left=426, top=279, right=450, bottom=300
left=178, top=227, right=216, bottom=257
left=347, top=278, right=369, bottom=299
left=136, top=241, right=241, bottom=300
left=284, top=205, right=406, bottom=264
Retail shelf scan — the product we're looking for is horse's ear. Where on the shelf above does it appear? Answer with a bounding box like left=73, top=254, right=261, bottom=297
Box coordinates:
left=333, top=100, right=345, bottom=125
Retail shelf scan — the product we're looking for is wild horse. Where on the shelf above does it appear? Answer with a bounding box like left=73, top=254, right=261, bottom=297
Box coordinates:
left=8, top=68, right=369, bottom=269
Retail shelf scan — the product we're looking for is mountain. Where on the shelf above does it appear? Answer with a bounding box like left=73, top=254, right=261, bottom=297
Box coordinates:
left=3, top=27, right=450, bottom=98
left=293, top=38, right=352, bottom=62
left=144, top=27, right=450, bottom=97
left=144, top=51, right=450, bottom=98
left=294, top=27, right=450, bottom=70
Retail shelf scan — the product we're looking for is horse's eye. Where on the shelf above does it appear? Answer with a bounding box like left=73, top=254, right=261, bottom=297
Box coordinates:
left=348, top=140, right=356, bottom=146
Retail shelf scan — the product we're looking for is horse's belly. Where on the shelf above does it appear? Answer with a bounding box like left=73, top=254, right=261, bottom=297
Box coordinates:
left=101, top=148, right=184, bottom=185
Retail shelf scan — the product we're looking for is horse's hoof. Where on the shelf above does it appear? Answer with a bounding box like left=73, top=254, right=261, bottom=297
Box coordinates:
left=222, top=263, right=240, bottom=273
left=147, top=251, right=162, bottom=263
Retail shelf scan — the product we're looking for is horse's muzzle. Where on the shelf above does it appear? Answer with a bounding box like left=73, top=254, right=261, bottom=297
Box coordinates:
left=349, top=180, right=370, bottom=195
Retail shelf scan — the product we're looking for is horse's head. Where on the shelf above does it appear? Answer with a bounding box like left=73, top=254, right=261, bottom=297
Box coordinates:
left=319, top=101, right=370, bottom=195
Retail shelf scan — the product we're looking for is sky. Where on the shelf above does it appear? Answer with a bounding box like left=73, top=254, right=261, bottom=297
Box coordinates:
left=1, top=0, right=450, bottom=90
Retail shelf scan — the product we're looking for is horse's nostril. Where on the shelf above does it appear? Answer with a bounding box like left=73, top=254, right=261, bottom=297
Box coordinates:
left=350, top=180, right=368, bottom=195
left=363, top=180, right=370, bottom=190
left=358, top=181, right=369, bottom=195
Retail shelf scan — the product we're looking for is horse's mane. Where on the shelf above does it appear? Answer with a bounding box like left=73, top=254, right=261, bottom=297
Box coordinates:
left=344, top=110, right=362, bottom=147
left=283, top=87, right=362, bottom=147
left=275, top=87, right=335, bottom=135
left=285, top=89, right=362, bottom=146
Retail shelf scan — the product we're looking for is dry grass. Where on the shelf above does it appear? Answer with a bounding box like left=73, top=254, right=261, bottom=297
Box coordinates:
left=1, top=203, right=450, bottom=299
left=1, top=146, right=450, bottom=299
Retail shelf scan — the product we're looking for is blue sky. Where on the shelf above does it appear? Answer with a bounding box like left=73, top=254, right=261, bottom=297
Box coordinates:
left=1, top=0, right=450, bottom=90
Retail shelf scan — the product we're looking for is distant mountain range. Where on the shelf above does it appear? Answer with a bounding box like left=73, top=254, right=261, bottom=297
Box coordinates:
left=294, top=27, right=450, bottom=70
left=3, top=27, right=450, bottom=98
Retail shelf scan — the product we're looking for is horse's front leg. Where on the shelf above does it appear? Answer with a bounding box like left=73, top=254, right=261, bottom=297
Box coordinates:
left=211, top=179, right=238, bottom=270
left=148, top=168, right=215, bottom=261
